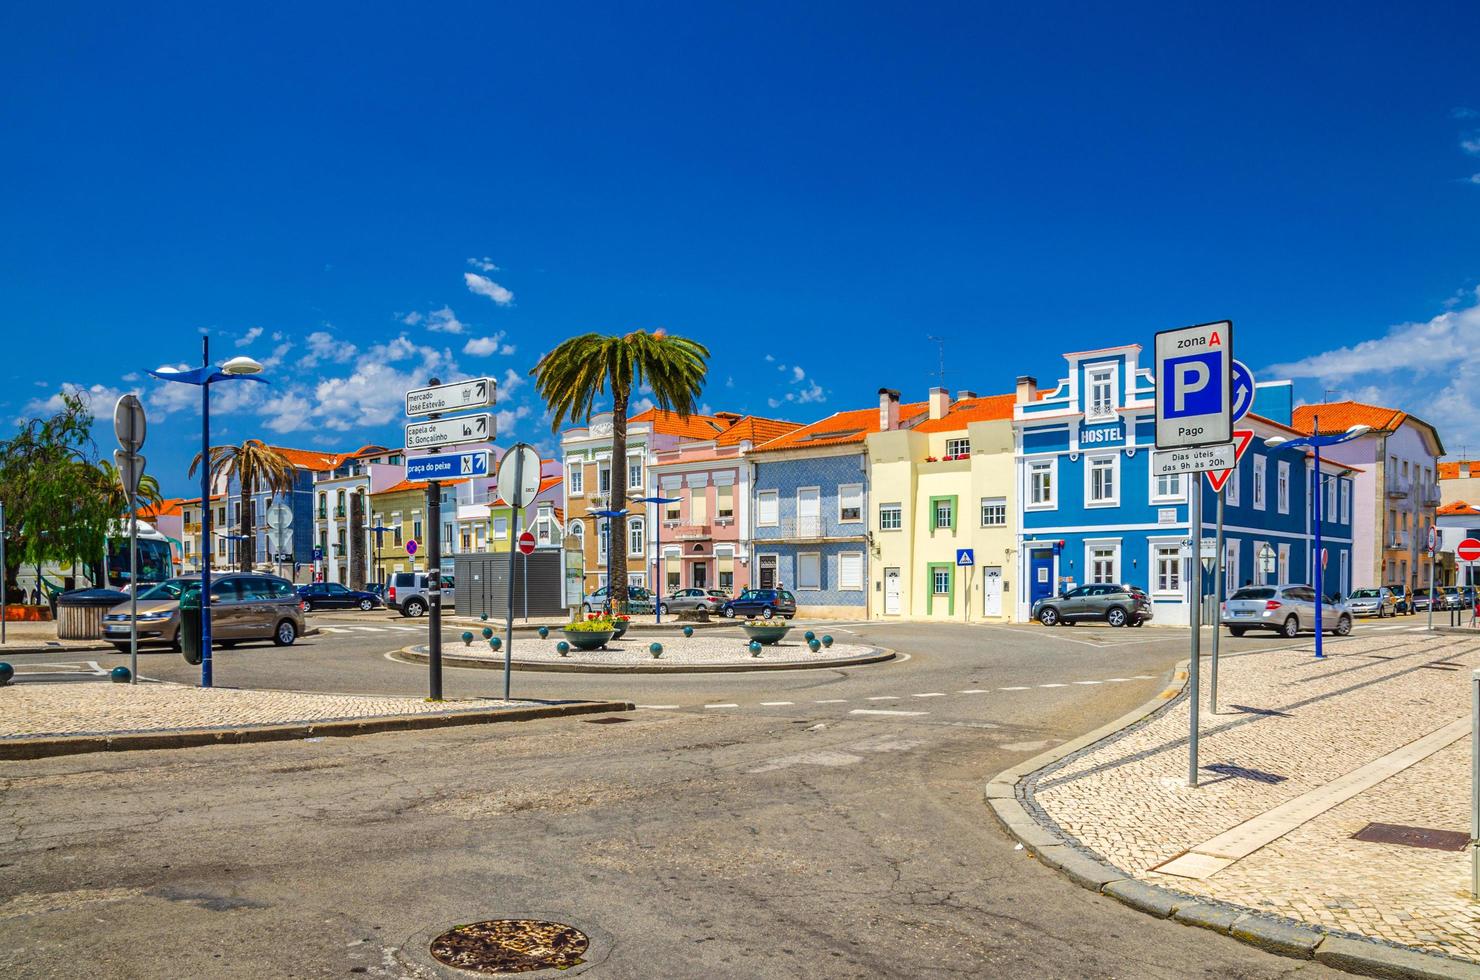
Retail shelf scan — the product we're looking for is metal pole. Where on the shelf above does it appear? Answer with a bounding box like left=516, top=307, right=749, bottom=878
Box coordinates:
left=1211, top=489, right=1224, bottom=713
left=1313, top=433, right=1325, bottom=660
left=1472, top=668, right=1479, bottom=898
left=200, top=334, right=214, bottom=689
left=428, top=479, right=443, bottom=700
left=129, top=490, right=138, bottom=683
left=653, top=511, right=662, bottom=625
left=1429, top=545, right=1436, bottom=632
left=1189, top=479, right=1201, bottom=787
left=1, top=502, right=7, bottom=646
left=503, top=450, right=524, bottom=701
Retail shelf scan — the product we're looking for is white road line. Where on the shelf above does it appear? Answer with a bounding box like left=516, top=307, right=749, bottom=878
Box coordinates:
left=866, top=695, right=899, bottom=701
left=1133, top=674, right=1155, bottom=679
left=999, top=686, right=1030, bottom=691
left=350, top=627, right=386, bottom=633
left=321, top=627, right=352, bottom=633
left=1073, top=680, right=1102, bottom=685
left=849, top=709, right=928, bottom=717
left=704, top=703, right=739, bottom=709
left=813, top=699, right=849, bottom=704
left=958, top=689, right=989, bottom=694
left=912, top=692, right=946, bottom=698
left=759, top=701, right=795, bottom=706
left=1105, top=678, right=1131, bottom=682
left=1039, top=683, right=1068, bottom=688
left=385, top=626, right=419, bottom=632
left=637, top=704, right=680, bottom=709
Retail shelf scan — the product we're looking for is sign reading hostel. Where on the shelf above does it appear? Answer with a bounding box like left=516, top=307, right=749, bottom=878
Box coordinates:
left=405, top=377, right=495, bottom=417
left=1154, top=320, right=1233, bottom=449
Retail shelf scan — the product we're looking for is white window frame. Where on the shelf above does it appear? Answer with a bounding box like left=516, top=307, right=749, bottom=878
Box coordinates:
left=566, top=459, right=584, bottom=496
left=757, top=490, right=779, bottom=527
left=945, top=437, right=970, bottom=458
left=1151, top=541, right=1183, bottom=596
left=838, top=551, right=864, bottom=591
left=1278, top=542, right=1290, bottom=582
left=493, top=516, right=508, bottom=540
left=838, top=483, right=863, bottom=523
left=1026, top=458, right=1056, bottom=511
left=1086, top=365, right=1116, bottom=420
left=980, top=497, right=1006, bottom=527
left=797, top=551, right=822, bottom=591
left=1084, top=453, right=1119, bottom=508
left=1252, top=456, right=1266, bottom=511
left=1324, top=473, right=1336, bottom=521
left=1277, top=460, right=1290, bottom=514
left=1224, top=465, right=1240, bottom=507
left=1224, top=538, right=1240, bottom=595
left=879, top=502, right=903, bottom=531
left=1340, top=481, right=1350, bottom=524
left=628, top=455, right=644, bottom=491
left=628, top=516, right=645, bottom=556
left=597, top=463, right=611, bottom=496
left=1083, top=538, right=1120, bottom=586
left=1150, top=470, right=1185, bottom=505
left=933, top=497, right=954, bottom=531
left=932, top=567, right=951, bottom=595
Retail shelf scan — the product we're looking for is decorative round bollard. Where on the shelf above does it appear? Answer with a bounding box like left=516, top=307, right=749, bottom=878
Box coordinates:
left=537, top=626, right=550, bottom=639
left=556, top=640, right=570, bottom=657
left=489, top=636, right=502, bottom=652
left=804, top=630, right=816, bottom=642
left=0, top=662, right=11, bottom=685
left=749, top=640, right=762, bottom=657
left=821, top=634, right=834, bottom=648
left=110, top=666, right=132, bottom=683
left=807, top=639, right=821, bottom=653
left=461, top=631, right=474, bottom=646
left=649, top=642, right=663, bottom=659
left=481, top=626, right=493, bottom=640
left=480, top=613, right=489, bottom=622
left=682, top=625, right=694, bottom=638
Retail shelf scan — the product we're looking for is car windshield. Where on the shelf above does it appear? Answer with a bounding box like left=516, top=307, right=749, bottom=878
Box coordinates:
left=138, top=577, right=193, bottom=601
left=1349, top=589, right=1380, bottom=598
left=1230, top=587, right=1276, bottom=600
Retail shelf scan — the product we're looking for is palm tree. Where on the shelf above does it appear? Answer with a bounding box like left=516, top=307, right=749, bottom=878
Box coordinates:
left=189, top=440, right=297, bottom=572
left=532, top=329, right=709, bottom=611
left=96, top=459, right=164, bottom=516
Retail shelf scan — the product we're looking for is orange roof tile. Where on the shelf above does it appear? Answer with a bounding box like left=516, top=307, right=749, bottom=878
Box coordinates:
left=751, top=402, right=930, bottom=453
left=914, top=394, right=1016, bottom=433
left=1438, top=461, right=1480, bottom=480
left=268, top=445, right=351, bottom=471
left=628, top=407, right=730, bottom=441
left=373, top=478, right=467, bottom=496
left=1439, top=500, right=1480, bottom=517
left=135, top=497, right=187, bottom=519
left=1291, top=401, right=1407, bottom=436
left=714, top=415, right=802, bottom=447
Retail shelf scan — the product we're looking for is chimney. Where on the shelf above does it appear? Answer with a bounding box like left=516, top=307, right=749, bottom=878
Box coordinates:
left=1015, top=375, right=1038, bottom=405
left=929, top=387, right=951, bottom=420
left=878, top=388, right=901, bottom=431
left=956, top=390, right=977, bottom=401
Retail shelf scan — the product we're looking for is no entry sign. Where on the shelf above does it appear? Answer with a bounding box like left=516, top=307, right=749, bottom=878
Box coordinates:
left=1458, top=538, right=1480, bottom=563
left=517, top=531, right=536, bottom=556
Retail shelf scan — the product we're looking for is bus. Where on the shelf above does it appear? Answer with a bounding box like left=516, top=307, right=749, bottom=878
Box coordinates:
left=103, top=521, right=176, bottom=591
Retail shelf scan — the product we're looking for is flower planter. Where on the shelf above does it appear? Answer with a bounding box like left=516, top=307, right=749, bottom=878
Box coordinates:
left=742, top=622, right=792, bottom=646
left=610, top=620, right=630, bottom=640
left=561, top=628, right=615, bottom=651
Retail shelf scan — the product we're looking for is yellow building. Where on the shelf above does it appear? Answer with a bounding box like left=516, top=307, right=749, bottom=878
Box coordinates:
left=866, top=389, right=1019, bottom=622
left=367, top=479, right=438, bottom=579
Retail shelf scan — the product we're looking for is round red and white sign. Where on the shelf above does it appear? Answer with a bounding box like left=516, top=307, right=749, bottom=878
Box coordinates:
left=1457, top=538, right=1480, bottom=563
left=517, top=531, right=536, bottom=556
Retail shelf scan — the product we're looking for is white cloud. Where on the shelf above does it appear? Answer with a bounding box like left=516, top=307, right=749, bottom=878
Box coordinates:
left=259, top=391, right=314, bottom=433
left=463, top=331, right=516, bottom=356
left=425, top=307, right=466, bottom=334
left=236, top=326, right=263, bottom=347
left=19, top=382, right=135, bottom=423
left=309, top=336, right=460, bottom=431
left=1455, top=107, right=1480, bottom=120
left=400, top=311, right=423, bottom=326
left=766, top=397, right=782, bottom=408
left=725, top=376, right=734, bottom=388
left=260, top=341, right=293, bottom=370
left=1461, top=134, right=1480, bottom=156
left=121, top=372, right=141, bottom=382
left=631, top=396, right=655, bottom=414
left=465, top=273, right=514, bottom=306
left=468, top=257, right=499, bottom=272
left=791, top=365, right=805, bottom=382
left=793, top=381, right=826, bottom=403
left=499, top=367, right=526, bottom=396
left=301, top=331, right=357, bottom=368
left=764, top=354, right=775, bottom=362
left=496, top=404, right=531, bottom=434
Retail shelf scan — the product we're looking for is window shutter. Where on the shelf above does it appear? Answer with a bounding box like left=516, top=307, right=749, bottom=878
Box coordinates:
left=839, top=552, right=863, bottom=590
left=758, top=492, right=778, bottom=525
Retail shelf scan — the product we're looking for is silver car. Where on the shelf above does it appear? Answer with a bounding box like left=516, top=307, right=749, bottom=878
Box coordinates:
left=1222, top=584, right=1351, bottom=638
left=659, top=588, right=728, bottom=616
left=1345, top=587, right=1396, bottom=618
left=387, top=571, right=456, bottom=617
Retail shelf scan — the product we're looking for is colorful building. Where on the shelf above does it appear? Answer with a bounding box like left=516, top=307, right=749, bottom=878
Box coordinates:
left=367, top=478, right=466, bottom=580
left=313, top=446, right=406, bottom=585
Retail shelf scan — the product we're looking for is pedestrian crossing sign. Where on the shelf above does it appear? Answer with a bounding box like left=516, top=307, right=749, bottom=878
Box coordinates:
left=956, top=549, right=974, bottom=567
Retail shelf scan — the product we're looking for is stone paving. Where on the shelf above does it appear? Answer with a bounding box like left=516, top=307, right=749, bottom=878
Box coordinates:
left=0, top=682, right=525, bottom=739
left=436, top=630, right=877, bottom=666
left=1029, top=631, right=1480, bottom=962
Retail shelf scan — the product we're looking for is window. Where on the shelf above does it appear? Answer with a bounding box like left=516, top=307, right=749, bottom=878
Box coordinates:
left=597, top=464, right=611, bottom=496
left=797, top=552, right=822, bottom=590
left=1028, top=460, right=1055, bottom=508
left=570, top=520, right=583, bottom=545
left=980, top=497, right=1006, bottom=527
left=317, top=493, right=327, bottom=518
left=1340, top=482, right=1350, bottom=524
left=757, top=490, right=779, bottom=527
left=839, top=483, right=863, bottom=522
left=839, top=552, right=864, bottom=591
left=1253, top=456, right=1266, bottom=510
left=933, top=567, right=951, bottom=594
left=628, top=517, right=645, bottom=555
left=391, top=513, right=403, bottom=546
left=1325, top=475, right=1336, bottom=521
left=946, top=437, right=970, bottom=458
left=567, top=460, right=583, bottom=495
left=598, top=521, right=609, bottom=564
left=1089, top=546, right=1116, bottom=584
left=493, top=517, right=508, bottom=540
left=716, top=484, right=734, bottom=520
left=879, top=503, right=902, bottom=530
left=1278, top=543, right=1290, bottom=582
left=628, top=456, right=643, bottom=490
left=932, top=496, right=955, bottom=531
left=412, top=512, right=423, bottom=542
left=689, top=488, right=708, bottom=525
left=1087, top=455, right=1117, bottom=505
left=1153, top=472, right=1183, bottom=503
left=1225, top=466, right=1239, bottom=507
left=1154, top=544, right=1182, bottom=594
left=1087, top=367, right=1114, bottom=419
left=1277, top=461, right=1290, bottom=514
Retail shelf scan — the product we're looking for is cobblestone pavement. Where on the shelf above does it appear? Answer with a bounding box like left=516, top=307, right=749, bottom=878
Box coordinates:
left=1031, top=631, right=1480, bottom=962
left=432, top=631, right=876, bottom=666
left=0, top=619, right=107, bottom=651
left=0, top=682, right=524, bottom=739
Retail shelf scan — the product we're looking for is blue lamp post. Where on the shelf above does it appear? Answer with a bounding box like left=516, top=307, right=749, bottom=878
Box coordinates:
left=635, top=496, right=680, bottom=623
left=1265, top=415, right=1370, bottom=659
left=592, top=508, right=628, bottom=613
left=148, top=338, right=267, bottom=688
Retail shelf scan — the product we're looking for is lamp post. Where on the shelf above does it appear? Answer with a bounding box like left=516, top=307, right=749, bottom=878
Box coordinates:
left=592, top=508, right=628, bottom=613
left=1265, top=417, right=1370, bottom=659
left=635, top=496, right=680, bottom=623
left=148, top=341, right=266, bottom=688
left=369, top=523, right=391, bottom=589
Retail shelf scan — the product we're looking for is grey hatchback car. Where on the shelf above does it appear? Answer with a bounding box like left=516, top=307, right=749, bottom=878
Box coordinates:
left=1222, top=584, right=1351, bottom=638
left=1032, top=584, right=1152, bottom=627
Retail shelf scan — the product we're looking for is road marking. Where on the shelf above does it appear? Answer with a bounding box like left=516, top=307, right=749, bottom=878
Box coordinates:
left=849, top=709, right=928, bottom=717
left=1105, top=678, right=1130, bottom=682
left=958, top=689, right=989, bottom=694
left=867, top=695, right=899, bottom=701
left=386, top=626, right=419, bottom=632
left=350, top=627, right=386, bottom=633
left=1039, top=683, right=1068, bottom=688
left=1073, top=680, right=1102, bottom=685
left=704, top=703, right=739, bottom=709
left=1133, top=675, right=1155, bottom=679
left=813, top=699, right=849, bottom=703
left=759, top=701, right=795, bottom=706
left=321, top=627, right=353, bottom=633
left=999, top=686, right=1030, bottom=691
left=637, top=704, right=680, bottom=709
left=912, top=692, right=946, bottom=698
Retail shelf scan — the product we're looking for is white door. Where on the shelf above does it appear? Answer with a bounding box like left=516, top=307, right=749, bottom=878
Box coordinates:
left=884, top=567, right=901, bottom=615
left=982, top=565, right=1003, bottom=617
left=797, top=487, right=820, bottom=536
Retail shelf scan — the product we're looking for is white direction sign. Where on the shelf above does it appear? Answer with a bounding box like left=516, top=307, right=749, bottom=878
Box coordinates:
left=406, top=377, right=495, bottom=417
left=1154, top=320, right=1233, bottom=449
left=405, top=413, right=494, bottom=450
left=1151, top=442, right=1237, bottom=476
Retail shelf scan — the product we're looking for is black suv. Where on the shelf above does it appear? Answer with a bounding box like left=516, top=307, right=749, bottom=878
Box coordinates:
left=720, top=588, right=797, bottom=620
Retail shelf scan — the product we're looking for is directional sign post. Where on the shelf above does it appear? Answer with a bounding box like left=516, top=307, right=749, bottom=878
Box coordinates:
left=405, top=414, right=494, bottom=451
left=113, top=394, right=148, bottom=686
left=406, top=450, right=490, bottom=482
left=498, top=443, right=542, bottom=700
left=405, top=377, right=495, bottom=417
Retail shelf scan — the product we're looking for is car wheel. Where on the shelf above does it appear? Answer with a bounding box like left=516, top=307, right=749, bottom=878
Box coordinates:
left=1129, top=618, right=1144, bottom=628
left=659, top=603, right=669, bottom=615
left=1229, top=627, right=1247, bottom=637
left=723, top=606, right=736, bottom=619
left=359, top=598, right=374, bottom=611
left=273, top=619, right=297, bottom=646
left=1106, top=607, right=1128, bottom=628
left=1282, top=615, right=1300, bottom=638
left=1038, top=606, right=1060, bottom=627
left=111, top=642, right=130, bottom=653
left=1335, top=615, right=1352, bottom=636
left=405, top=599, right=426, bottom=618
left=762, top=606, right=775, bottom=620
left=303, top=600, right=315, bottom=612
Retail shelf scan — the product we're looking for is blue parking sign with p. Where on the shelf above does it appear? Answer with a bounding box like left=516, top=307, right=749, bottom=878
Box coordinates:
left=1162, top=352, right=1222, bottom=418
left=1154, top=320, right=1233, bottom=449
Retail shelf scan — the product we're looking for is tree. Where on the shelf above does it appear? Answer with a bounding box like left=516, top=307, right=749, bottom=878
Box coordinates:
left=531, top=329, right=709, bottom=610
left=96, top=459, right=164, bottom=517
left=189, top=440, right=296, bottom=572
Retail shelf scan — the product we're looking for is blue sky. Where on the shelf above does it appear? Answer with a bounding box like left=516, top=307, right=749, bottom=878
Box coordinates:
left=4, top=2, right=1480, bottom=495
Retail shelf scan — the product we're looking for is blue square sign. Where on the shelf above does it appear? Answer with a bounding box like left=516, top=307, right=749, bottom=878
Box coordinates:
left=1161, top=352, right=1222, bottom=418
left=956, top=548, right=974, bottom=567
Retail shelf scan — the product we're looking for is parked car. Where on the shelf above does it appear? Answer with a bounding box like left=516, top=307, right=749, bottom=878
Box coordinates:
left=580, top=585, right=655, bottom=614
left=102, top=573, right=306, bottom=651
left=387, top=571, right=456, bottom=617
left=1385, top=584, right=1413, bottom=615
left=1031, top=583, right=1152, bottom=628
left=297, top=581, right=382, bottom=612
left=719, top=588, right=797, bottom=620
left=366, top=582, right=386, bottom=600
left=660, top=588, right=729, bottom=616
left=1222, top=584, right=1351, bottom=638
left=1411, top=591, right=1432, bottom=613
left=1437, top=586, right=1466, bottom=610
left=1345, top=587, right=1397, bottom=619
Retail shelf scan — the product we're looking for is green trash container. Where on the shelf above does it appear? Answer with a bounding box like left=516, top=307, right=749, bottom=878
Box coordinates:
left=179, top=586, right=203, bottom=665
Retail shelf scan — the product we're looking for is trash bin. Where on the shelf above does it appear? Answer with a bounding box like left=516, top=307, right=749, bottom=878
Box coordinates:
left=179, top=587, right=203, bottom=665
left=55, top=589, right=128, bottom=640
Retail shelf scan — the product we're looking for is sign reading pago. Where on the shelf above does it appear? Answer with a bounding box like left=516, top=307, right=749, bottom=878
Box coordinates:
left=1154, top=320, right=1233, bottom=450
left=1457, top=538, right=1480, bottom=563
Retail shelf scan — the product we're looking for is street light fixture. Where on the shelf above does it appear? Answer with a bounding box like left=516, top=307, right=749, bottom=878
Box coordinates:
left=148, top=336, right=268, bottom=688
left=1263, top=419, right=1370, bottom=659
left=635, top=496, right=680, bottom=623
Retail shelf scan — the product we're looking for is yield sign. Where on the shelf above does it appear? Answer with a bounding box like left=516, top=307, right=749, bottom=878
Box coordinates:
left=1205, top=429, right=1254, bottom=492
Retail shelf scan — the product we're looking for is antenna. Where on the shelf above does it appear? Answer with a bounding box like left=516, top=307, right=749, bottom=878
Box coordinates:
left=925, top=335, right=946, bottom=390
left=1323, top=387, right=1339, bottom=403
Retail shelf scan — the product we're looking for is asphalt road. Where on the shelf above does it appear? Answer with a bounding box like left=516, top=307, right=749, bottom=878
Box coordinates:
left=0, top=616, right=1393, bottom=977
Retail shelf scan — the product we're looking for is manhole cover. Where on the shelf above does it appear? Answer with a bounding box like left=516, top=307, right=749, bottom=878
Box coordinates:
left=430, top=919, right=589, bottom=974
left=1350, top=822, right=1469, bottom=852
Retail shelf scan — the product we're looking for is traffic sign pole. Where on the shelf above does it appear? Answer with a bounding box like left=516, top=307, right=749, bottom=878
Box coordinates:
left=503, top=448, right=527, bottom=701
left=1210, top=490, right=1224, bottom=714
left=1188, top=480, right=1202, bottom=787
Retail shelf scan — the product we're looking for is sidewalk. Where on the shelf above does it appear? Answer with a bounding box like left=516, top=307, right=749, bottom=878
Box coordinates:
left=0, top=619, right=111, bottom=654
left=1009, top=631, right=1480, bottom=971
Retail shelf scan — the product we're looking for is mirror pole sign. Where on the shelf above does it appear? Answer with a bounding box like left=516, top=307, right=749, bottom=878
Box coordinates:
left=405, top=377, right=496, bottom=417
left=1154, top=320, right=1233, bottom=450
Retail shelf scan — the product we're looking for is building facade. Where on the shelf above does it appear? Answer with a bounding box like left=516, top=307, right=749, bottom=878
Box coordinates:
left=313, top=447, right=406, bottom=585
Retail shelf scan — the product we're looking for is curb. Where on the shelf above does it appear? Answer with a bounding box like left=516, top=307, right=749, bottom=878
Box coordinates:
left=983, top=660, right=1480, bottom=980
left=393, top=645, right=896, bottom=674
left=0, top=699, right=635, bottom=761
left=0, top=643, right=115, bottom=655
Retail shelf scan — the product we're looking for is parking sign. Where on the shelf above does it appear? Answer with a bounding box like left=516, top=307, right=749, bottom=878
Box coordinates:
left=1154, top=320, right=1233, bottom=449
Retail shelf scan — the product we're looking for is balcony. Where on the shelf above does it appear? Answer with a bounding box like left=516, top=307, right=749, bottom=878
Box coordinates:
left=1385, top=532, right=1410, bottom=551
left=666, top=523, right=712, bottom=540
left=334, top=506, right=347, bottom=518
left=1385, top=476, right=1412, bottom=500
left=1421, top=486, right=1443, bottom=508
left=755, top=516, right=863, bottom=543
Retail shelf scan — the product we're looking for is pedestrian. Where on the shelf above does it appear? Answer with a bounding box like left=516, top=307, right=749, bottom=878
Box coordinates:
left=29, top=586, right=39, bottom=606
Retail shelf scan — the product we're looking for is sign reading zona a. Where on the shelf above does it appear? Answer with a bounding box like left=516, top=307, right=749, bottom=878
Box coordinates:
left=1154, top=320, right=1233, bottom=450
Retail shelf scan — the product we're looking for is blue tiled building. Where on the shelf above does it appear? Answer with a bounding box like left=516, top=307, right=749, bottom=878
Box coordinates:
left=1014, top=344, right=1357, bottom=625
left=222, top=446, right=368, bottom=570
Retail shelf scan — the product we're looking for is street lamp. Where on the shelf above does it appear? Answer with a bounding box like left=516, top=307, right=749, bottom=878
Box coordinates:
left=148, top=339, right=266, bottom=688
left=369, top=523, right=392, bottom=588
left=635, top=496, right=680, bottom=623
left=1264, top=419, right=1370, bottom=659
left=592, top=508, right=628, bottom=613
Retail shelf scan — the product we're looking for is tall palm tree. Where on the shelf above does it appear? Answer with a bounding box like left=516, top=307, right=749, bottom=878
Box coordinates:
left=532, top=329, right=709, bottom=611
left=189, top=440, right=296, bottom=572
left=95, top=459, right=164, bottom=516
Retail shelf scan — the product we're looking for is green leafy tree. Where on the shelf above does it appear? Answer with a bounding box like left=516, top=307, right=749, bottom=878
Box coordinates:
left=189, top=440, right=296, bottom=572
left=96, top=459, right=164, bottom=517
left=531, top=329, right=709, bottom=610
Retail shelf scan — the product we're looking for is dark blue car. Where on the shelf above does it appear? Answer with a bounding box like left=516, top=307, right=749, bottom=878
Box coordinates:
left=720, top=588, right=797, bottom=620
left=296, top=582, right=382, bottom=611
